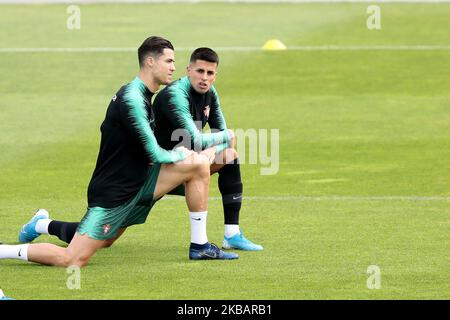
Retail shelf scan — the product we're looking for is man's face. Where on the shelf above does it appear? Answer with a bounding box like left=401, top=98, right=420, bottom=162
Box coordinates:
left=151, top=48, right=176, bottom=85
left=187, top=59, right=218, bottom=94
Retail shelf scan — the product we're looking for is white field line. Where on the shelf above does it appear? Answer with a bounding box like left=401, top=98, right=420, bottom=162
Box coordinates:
left=161, top=196, right=450, bottom=201
left=2, top=1, right=450, bottom=4
left=1, top=45, right=450, bottom=53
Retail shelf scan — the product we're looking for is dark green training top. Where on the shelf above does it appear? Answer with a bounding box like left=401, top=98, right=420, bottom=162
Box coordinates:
left=153, top=76, right=230, bottom=153
left=87, top=77, right=185, bottom=208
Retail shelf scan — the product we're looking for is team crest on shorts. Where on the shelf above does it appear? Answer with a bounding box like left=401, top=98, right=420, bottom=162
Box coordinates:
left=102, top=224, right=111, bottom=235
left=203, top=105, right=210, bottom=119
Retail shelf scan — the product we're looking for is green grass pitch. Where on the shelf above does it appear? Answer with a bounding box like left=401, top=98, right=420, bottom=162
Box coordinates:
left=0, top=2, right=449, bottom=299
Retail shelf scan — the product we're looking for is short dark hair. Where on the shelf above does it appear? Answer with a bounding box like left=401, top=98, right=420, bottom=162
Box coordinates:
left=190, top=47, right=219, bottom=65
left=138, top=36, right=174, bottom=68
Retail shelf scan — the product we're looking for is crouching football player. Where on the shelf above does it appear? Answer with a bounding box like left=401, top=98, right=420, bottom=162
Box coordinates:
left=0, top=36, right=238, bottom=267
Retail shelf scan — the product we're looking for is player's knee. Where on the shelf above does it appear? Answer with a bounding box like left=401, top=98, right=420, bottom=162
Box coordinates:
left=190, top=153, right=209, bottom=165
left=228, top=148, right=238, bottom=160
left=70, top=256, right=91, bottom=267
left=222, top=148, right=238, bottom=164
left=103, top=239, right=115, bottom=248
left=192, top=154, right=210, bottom=177
left=63, top=252, right=92, bottom=268
left=57, top=251, right=73, bottom=267
left=185, top=153, right=201, bottom=165
left=181, top=153, right=209, bottom=180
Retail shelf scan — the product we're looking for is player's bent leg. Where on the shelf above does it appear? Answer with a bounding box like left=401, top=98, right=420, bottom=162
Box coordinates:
left=48, top=220, right=79, bottom=244
left=154, top=153, right=239, bottom=260
left=25, top=233, right=106, bottom=267
left=103, top=228, right=126, bottom=248
left=64, top=233, right=109, bottom=266
left=153, top=152, right=210, bottom=210
left=205, top=147, right=263, bottom=251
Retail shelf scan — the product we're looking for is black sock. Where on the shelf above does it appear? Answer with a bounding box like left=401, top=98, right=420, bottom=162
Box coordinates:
left=218, top=159, right=242, bottom=225
left=48, top=221, right=79, bottom=244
